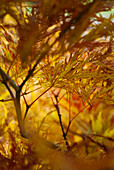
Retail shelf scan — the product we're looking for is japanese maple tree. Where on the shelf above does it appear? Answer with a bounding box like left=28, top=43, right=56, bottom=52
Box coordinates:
left=0, top=0, right=114, bottom=169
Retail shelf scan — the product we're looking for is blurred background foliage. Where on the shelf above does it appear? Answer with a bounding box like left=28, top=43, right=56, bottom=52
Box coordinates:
left=0, top=0, right=114, bottom=169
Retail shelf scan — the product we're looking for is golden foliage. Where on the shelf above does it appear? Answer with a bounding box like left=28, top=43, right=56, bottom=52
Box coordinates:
left=0, top=0, right=114, bottom=169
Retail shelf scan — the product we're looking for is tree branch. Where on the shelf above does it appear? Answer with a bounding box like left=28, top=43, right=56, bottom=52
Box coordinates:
left=19, top=44, right=50, bottom=91
left=54, top=95, right=69, bottom=147
left=0, top=64, right=61, bottom=150
left=2, top=81, right=14, bottom=99
left=18, top=1, right=99, bottom=92
left=0, top=67, right=19, bottom=91
left=0, top=98, right=13, bottom=102
left=59, top=0, right=100, bottom=39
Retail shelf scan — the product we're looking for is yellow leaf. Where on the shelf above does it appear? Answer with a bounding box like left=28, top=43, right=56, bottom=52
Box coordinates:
left=3, top=14, right=17, bottom=26
left=91, top=111, right=102, bottom=134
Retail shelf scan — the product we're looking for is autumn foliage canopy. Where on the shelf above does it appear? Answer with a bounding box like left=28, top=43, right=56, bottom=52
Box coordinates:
left=0, top=0, right=114, bottom=169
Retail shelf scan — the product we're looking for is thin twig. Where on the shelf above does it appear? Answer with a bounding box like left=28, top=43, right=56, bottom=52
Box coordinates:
left=54, top=95, right=69, bottom=147
left=71, top=104, right=89, bottom=122
left=89, top=134, right=114, bottom=142
left=0, top=87, right=41, bottom=103
left=2, top=81, right=14, bottom=99
left=0, top=67, right=19, bottom=91
left=66, top=92, right=71, bottom=136
left=53, top=119, right=85, bottom=140
left=23, top=86, right=41, bottom=95
left=24, top=104, right=30, bottom=120
left=65, top=104, right=90, bottom=136
left=38, top=110, right=56, bottom=133
left=65, top=121, right=71, bottom=137
left=58, top=91, right=68, bottom=102
left=0, top=98, right=13, bottom=102
left=24, top=85, right=53, bottom=119
left=29, top=85, right=53, bottom=107
left=87, top=135, right=108, bottom=152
